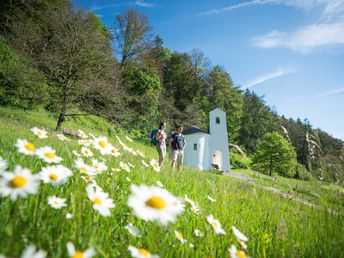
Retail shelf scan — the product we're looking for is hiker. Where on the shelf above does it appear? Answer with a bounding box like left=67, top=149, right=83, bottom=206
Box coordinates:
left=170, top=125, right=186, bottom=171
left=155, top=122, right=167, bottom=167
left=166, top=128, right=175, bottom=160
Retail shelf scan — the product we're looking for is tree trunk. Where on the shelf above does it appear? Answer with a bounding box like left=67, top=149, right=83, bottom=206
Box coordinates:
left=55, top=83, right=68, bottom=131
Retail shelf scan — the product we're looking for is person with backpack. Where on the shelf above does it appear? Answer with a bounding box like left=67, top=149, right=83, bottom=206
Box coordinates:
left=170, top=125, right=186, bottom=172
left=155, top=122, right=167, bottom=167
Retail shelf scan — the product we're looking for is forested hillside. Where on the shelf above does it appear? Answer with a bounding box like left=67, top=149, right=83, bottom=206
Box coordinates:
left=0, top=0, right=343, bottom=183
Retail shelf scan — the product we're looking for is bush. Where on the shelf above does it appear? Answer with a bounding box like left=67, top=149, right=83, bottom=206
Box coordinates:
left=230, top=152, right=251, bottom=169
left=295, top=164, right=312, bottom=181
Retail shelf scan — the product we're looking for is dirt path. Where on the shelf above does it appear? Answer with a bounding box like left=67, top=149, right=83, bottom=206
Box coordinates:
left=225, top=172, right=338, bottom=215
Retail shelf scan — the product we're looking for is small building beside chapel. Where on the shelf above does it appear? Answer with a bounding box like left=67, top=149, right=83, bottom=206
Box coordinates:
left=183, top=108, right=230, bottom=172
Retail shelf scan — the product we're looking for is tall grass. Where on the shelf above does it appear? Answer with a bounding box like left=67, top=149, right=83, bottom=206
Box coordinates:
left=0, top=107, right=343, bottom=257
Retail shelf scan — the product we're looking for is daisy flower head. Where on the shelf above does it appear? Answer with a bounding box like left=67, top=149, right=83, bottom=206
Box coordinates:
left=15, top=139, right=36, bottom=155
left=110, top=147, right=121, bottom=157
left=150, top=159, right=160, bottom=172
left=228, top=245, right=249, bottom=258
left=92, top=159, right=108, bottom=173
left=74, top=159, right=96, bottom=176
left=0, top=165, right=40, bottom=200
left=77, top=129, right=89, bottom=139
left=127, top=184, right=184, bottom=225
left=66, top=242, right=95, bottom=258
left=48, top=196, right=67, bottom=209
left=78, top=139, right=90, bottom=146
left=128, top=246, right=159, bottom=258
left=232, top=226, right=248, bottom=242
left=81, top=147, right=93, bottom=157
left=40, top=165, right=72, bottom=186
left=194, top=229, right=204, bottom=237
left=207, top=195, right=216, bottom=202
left=0, top=156, right=8, bottom=173
left=136, top=150, right=145, bottom=158
left=35, top=146, right=62, bottom=164
left=142, top=160, right=149, bottom=168
left=175, top=231, right=187, bottom=244
left=72, top=150, right=81, bottom=157
left=173, top=198, right=185, bottom=212
left=119, top=161, right=130, bottom=172
left=156, top=180, right=163, bottom=188
left=86, top=185, right=115, bottom=217
left=56, top=134, right=69, bottom=142
left=93, top=136, right=112, bottom=155
left=207, top=214, right=226, bottom=235
left=191, top=205, right=200, bottom=214
left=125, top=223, right=141, bottom=237
left=21, top=244, right=46, bottom=258
left=31, top=127, right=47, bottom=139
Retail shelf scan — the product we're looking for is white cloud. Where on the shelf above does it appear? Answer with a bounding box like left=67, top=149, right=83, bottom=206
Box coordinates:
left=252, top=23, right=344, bottom=53
left=90, top=4, right=119, bottom=11
left=316, top=87, right=344, bottom=97
left=134, top=0, right=155, bottom=8
left=241, top=67, right=295, bottom=89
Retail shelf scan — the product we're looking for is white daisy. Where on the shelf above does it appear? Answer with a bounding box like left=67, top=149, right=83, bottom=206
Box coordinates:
left=190, top=205, right=200, bottom=214
left=142, top=160, right=149, bottom=168
left=207, top=214, right=226, bottom=235
left=81, top=174, right=96, bottom=183
left=40, top=165, right=72, bottom=186
left=150, top=159, right=160, bottom=172
left=189, top=243, right=194, bottom=248
left=110, top=147, right=121, bottom=157
left=31, top=127, right=48, bottom=139
left=66, top=213, right=73, bottom=219
left=128, top=246, right=159, bottom=258
left=173, top=198, right=185, bottom=212
left=136, top=150, right=145, bottom=158
left=66, top=242, right=95, bottom=258
left=0, top=165, right=40, bottom=200
left=175, top=231, right=187, bottom=243
left=48, top=196, right=67, bottom=209
left=156, top=181, right=163, bottom=188
left=74, top=159, right=96, bottom=176
left=207, top=195, right=216, bottom=202
left=21, top=244, right=46, bottom=258
left=77, top=129, right=89, bottom=139
left=111, top=168, right=121, bottom=173
left=125, top=223, right=141, bottom=237
left=78, top=139, right=91, bottom=146
left=127, top=184, right=184, bottom=225
left=86, top=185, right=115, bottom=217
left=35, top=146, right=63, bottom=164
left=81, top=147, right=93, bottom=157
left=72, top=150, right=81, bottom=157
left=15, top=139, right=36, bottom=155
left=56, top=134, right=69, bottom=141
left=92, top=159, right=108, bottom=173
left=119, top=161, right=130, bottom=172
left=228, top=245, right=249, bottom=258
left=0, top=156, right=8, bottom=173
left=128, top=162, right=135, bottom=168
left=93, top=136, right=112, bottom=155
left=232, top=226, right=249, bottom=242
left=194, top=229, right=204, bottom=237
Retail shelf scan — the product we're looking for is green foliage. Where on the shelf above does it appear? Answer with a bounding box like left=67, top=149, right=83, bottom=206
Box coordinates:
left=295, top=163, right=312, bottom=181
left=252, top=132, right=297, bottom=177
left=0, top=40, right=49, bottom=109
left=230, top=152, right=251, bottom=169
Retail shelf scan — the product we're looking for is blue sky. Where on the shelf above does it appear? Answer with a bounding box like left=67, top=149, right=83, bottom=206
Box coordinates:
left=74, top=0, right=344, bottom=140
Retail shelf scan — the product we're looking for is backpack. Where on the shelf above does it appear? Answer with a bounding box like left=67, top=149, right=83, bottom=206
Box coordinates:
left=150, top=129, right=159, bottom=145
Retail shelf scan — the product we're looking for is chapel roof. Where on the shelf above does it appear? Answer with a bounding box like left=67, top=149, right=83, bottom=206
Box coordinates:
left=183, top=126, right=209, bottom=135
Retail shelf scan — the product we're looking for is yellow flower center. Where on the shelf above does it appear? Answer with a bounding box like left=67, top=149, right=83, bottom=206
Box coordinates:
left=138, top=248, right=150, bottom=257
left=54, top=201, right=59, bottom=205
left=112, top=149, right=117, bottom=154
left=177, top=232, right=183, bottom=240
left=24, top=143, right=35, bottom=152
left=49, top=173, right=58, bottom=181
left=37, top=131, right=43, bottom=136
left=212, top=221, right=219, bottom=229
left=146, top=196, right=166, bottom=209
left=85, top=175, right=91, bottom=180
left=93, top=197, right=102, bottom=205
left=72, top=251, right=84, bottom=258
left=80, top=167, right=87, bottom=173
left=10, top=176, right=28, bottom=188
left=236, top=250, right=247, bottom=258
left=44, top=152, right=55, bottom=159
left=98, top=141, right=107, bottom=148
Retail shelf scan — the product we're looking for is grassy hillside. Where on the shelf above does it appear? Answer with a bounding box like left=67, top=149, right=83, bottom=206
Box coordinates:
left=0, top=107, right=343, bottom=258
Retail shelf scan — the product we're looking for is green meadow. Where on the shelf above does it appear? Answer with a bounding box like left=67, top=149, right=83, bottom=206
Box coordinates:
left=0, top=107, right=343, bottom=258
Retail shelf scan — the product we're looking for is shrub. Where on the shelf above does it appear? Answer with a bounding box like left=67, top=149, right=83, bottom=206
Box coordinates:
left=230, top=152, right=251, bottom=169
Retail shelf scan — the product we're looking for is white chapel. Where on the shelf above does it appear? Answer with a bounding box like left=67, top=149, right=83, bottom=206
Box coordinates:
left=183, top=108, right=230, bottom=172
